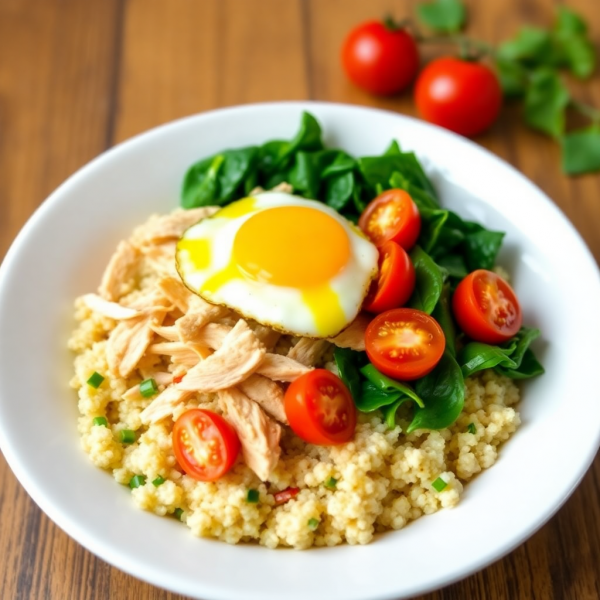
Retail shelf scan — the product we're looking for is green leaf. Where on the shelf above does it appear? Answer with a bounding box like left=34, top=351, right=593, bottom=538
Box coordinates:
left=463, top=230, right=505, bottom=271
left=357, top=381, right=404, bottom=412
left=561, top=34, right=596, bottom=79
left=380, top=399, right=404, bottom=429
left=503, top=327, right=540, bottom=367
left=561, top=127, right=600, bottom=175
left=408, top=246, right=444, bottom=314
left=334, top=347, right=367, bottom=403
left=459, top=342, right=516, bottom=378
left=325, top=171, right=355, bottom=210
left=181, top=153, right=225, bottom=208
left=432, top=284, right=456, bottom=357
left=418, top=208, right=449, bottom=253
left=390, top=173, right=439, bottom=211
left=436, top=254, right=468, bottom=279
left=497, top=28, right=552, bottom=64
left=384, top=140, right=402, bottom=156
left=417, top=0, right=466, bottom=33
left=497, top=348, right=545, bottom=379
left=408, top=353, right=465, bottom=432
left=495, top=58, right=530, bottom=98
left=524, top=69, right=570, bottom=138
left=321, top=152, right=356, bottom=178
left=554, top=6, right=587, bottom=36
left=360, top=364, right=424, bottom=407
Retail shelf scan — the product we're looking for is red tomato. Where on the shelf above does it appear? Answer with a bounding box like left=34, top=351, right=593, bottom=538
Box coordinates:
left=414, top=57, right=502, bottom=137
left=365, top=308, right=445, bottom=380
left=273, top=487, right=300, bottom=506
left=358, top=189, right=421, bottom=249
left=172, top=409, right=240, bottom=481
left=341, top=21, right=419, bottom=96
left=364, top=241, right=416, bottom=313
left=285, top=370, right=357, bottom=445
left=452, top=269, right=522, bottom=344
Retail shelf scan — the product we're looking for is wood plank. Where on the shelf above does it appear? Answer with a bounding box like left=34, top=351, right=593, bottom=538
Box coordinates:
left=113, top=0, right=308, bottom=142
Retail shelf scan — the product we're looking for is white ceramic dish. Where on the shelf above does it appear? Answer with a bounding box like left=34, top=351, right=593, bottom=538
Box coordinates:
left=1, top=102, right=599, bottom=600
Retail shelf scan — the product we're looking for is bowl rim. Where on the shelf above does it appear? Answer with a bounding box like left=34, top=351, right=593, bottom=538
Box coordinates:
left=1, top=100, right=600, bottom=600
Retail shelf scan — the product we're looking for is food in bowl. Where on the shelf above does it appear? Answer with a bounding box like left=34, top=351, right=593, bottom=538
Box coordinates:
left=69, top=112, right=544, bottom=549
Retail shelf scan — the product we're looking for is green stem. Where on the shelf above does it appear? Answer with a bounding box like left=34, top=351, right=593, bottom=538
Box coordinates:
left=571, top=100, right=600, bottom=125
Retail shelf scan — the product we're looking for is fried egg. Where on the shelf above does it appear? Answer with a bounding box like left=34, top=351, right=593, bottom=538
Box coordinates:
left=176, top=192, right=379, bottom=338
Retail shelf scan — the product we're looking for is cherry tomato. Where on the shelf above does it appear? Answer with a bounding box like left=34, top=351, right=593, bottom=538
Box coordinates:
left=364, top=241, right=416, bottom=313
left=341, top=21, right=419, bottom=96
left=172, top=409, right=240, bottom=481
left=452, top=269, right=522, bottom=344
left=359, top=189, right=421, bottom=249
left=285, top=370, right=357, bottom=445
left=414, top=57, right=502, bottom=137
left=365, top=308, right=445, bottom=380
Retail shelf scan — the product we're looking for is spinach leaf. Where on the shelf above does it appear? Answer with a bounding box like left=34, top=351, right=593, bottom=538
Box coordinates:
left=408, top=353, right=465, bottom=432
left=360, top=364, right=424, bottom=407
left=389, top=172, right=439, bottom=211
left=380, top=399, right=405, bottom=429
left=436, top=254, right=468, bottom=279
left=497, top=349, right=545, bottom=379
left=357, top=381, right=404, bottom=412
left=384, top=140, right=402, bottom=156
left=333, top=347, right=367, bottom=403
left=217, top=147, right=259, bottom=201
left=325, top=171, right=355, bottom=211
left=181, top=154, right=225, bottom=208
left=463, top=230, right=505, bottom=271
left=289, top=150, right=337, bottom=199
left=418, top=207, right=449, bottom=253
left=459, top=343, right=517, bottom=378
left=321, top=152, right=356, bottom=178
left=503, top=327, right=541, bottom=367
left=408, top=246, right=444, bottom=314
left=432, top=284, right=456, bottom=357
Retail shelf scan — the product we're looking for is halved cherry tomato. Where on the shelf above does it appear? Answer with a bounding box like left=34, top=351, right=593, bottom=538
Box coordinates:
left=358, top=189, right=421, bottom=249
left=452, top=269, right=522, bottom=344
left=172, top=409, right=240, bottom=481
left=274, top=487, right=300, bottom=506
left=284, top=370, right=356, bottom=445
left=365, top=308, right=445, bottom=380
left=364, top=241, right=416, bottom=313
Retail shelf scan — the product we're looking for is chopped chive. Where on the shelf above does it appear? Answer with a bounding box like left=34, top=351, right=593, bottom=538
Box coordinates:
left=92, top=416, right=108, bottom=427
left=324, top=477, right=338, bottom=489
left=246, top=489, right=260, bottom=503
left=308, top=518, right=319, bottom=531
left=432, top=477, right=448, bottom=492
left=120, top=429, right=136, bottom=444
left=87, top=372, right=104, bottom=389
left=152, top=476, right=165, bottom=487
left=129, top=475, right=146, bottom=489
left=173, top=508, right=184, bottom=520
left=139, top=378, right=159, bottom=398
left=467, top=423, right=476, bottom=434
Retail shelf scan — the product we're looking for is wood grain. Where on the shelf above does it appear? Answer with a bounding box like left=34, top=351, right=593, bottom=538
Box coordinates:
left=0, top=0, right=598, bottom=598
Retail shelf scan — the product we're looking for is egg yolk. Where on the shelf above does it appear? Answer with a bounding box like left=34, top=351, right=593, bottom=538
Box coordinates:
left=232, top=206, right=351, bottom=288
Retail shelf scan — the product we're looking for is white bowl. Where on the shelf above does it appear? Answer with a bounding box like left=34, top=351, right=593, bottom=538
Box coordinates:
left=1, top=102, right=599, bottom=600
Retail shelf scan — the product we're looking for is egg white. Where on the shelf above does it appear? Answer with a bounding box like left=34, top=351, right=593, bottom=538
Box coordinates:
left=176, top=192, right=378, bottom=337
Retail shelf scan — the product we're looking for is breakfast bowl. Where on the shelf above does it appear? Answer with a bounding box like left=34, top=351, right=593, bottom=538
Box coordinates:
left=0, top=102, right=599, bottom=600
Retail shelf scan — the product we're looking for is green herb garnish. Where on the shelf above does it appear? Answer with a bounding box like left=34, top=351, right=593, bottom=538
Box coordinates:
left=246, top=489, right=260, bottom=503
left=432, top=477, right=448, bottom=492
left=86, top=372, right=104, bottom=389
left=324, top=477, right=338, bottom=489
left=129, top=475, right=146, bottom=489
left=92, top=416, right=108, bottom=427
left=308, top=518, right=319, bottom=531
left=152, top=476, right=165, bottom=487
left=173, top=508, right=184, bottom=520
left=120, top=429, right=136, bottom=444
left=466, top=423, right=477, bottom=434
left=139, top=378, right=159, bottom=398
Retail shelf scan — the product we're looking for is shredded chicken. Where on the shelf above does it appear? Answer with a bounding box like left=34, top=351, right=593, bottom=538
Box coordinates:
left=256, top=353, right=312, bottom=381
left=122, top=372, right=174, bottom=401
left=149, top=324, right=180, bottom=341
left=219, top=388, right=281, bottom=481
left=140, top=386, right=195, bottom=424
left=82, top=294, right=140, bottom=320
left=328, top=313, right=370, bottom=351
left=176, top=320, right=266, bottom=392
left=135, top=207, right=219, bottom=246
left=176, top=305, right=228, bottom=343
left=98, top=241, right=140, bottom=301
left=252, top=324, right=281, bottom=352
left=288, top=338, right=331, bottom=367
left=147, top=341, right=210, bottom=367
left=239, top=375, right=288, bottom=424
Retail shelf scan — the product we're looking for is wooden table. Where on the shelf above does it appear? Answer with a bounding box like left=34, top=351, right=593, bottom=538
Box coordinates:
left=1, top=0, right=599, bottom=598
